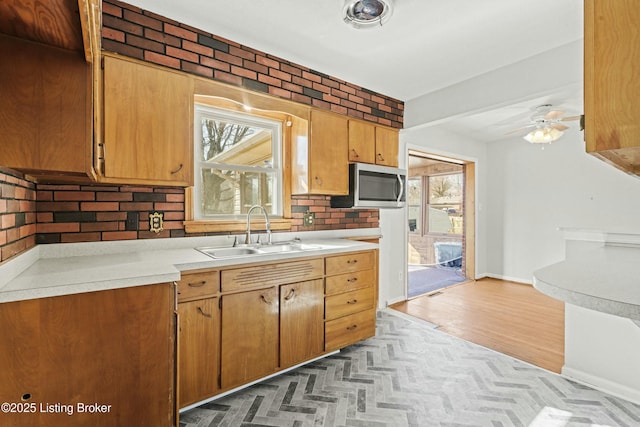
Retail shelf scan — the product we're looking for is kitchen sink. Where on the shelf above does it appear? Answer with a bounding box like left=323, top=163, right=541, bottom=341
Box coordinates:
left=196, top=241, right=323, bottom=259
left=196, top=246, right=260, bottom=258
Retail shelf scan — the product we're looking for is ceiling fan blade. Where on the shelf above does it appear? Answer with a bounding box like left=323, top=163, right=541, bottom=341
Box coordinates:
left=559, top=115, right=582, bottom=121
left=550, top=123, right=569, bottom=131
left=544, top=110, right=565, bottom=120
left=504, top=124, right=534, bottom=135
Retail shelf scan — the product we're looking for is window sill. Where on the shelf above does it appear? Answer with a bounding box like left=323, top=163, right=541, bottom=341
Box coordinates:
left=184, top=218, right=293, bottom=234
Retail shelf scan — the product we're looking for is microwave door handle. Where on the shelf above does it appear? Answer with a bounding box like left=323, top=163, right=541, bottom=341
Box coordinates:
left=396, top=174, right=404, bottom=204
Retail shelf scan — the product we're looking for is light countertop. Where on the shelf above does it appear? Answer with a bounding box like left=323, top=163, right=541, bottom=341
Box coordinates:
left=0, top=229, right=379, bottom=303
left=533, top=228, right=640, bottom=321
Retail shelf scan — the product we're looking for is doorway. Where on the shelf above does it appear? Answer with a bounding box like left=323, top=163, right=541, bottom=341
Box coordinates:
left=406, top=151, right=475, bottom=298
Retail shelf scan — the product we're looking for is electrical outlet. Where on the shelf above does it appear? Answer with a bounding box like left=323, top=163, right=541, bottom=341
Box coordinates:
left=303, top=211, right=315, bottom=226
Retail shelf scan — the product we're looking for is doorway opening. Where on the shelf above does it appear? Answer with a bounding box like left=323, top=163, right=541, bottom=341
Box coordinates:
left=407, top=151, right=474, bottom=298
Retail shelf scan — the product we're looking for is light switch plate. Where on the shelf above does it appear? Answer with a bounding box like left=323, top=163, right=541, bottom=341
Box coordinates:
left=149, top=212, right=164, bottom=233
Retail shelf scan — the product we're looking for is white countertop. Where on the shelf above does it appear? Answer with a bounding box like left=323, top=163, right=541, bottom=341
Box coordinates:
left=533, top=228, right=640, bottom=320
left=0, top=229, right=379, bottom=303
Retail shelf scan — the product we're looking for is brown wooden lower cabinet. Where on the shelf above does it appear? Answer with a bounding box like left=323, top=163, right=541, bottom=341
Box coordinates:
left=177, top=297, right=219, bottom=408
left=0, top=284, right=176, bottom=427
left=177, top=249, right=378, bottom=410
left=220, top=287, right=279, bottom=390
left=280, top=279, right=325, bottom=367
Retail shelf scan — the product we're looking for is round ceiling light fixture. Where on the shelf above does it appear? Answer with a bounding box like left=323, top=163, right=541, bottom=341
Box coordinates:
left=343, top=0, right=394, bottom=29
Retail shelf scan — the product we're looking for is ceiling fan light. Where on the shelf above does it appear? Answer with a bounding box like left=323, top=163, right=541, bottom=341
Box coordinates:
left=343, top=0, right=394, bottom=29
left=523, top=127, right=564, bottom=144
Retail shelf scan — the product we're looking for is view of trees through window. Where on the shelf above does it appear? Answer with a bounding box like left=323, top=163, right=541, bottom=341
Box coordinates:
left=408, top=173, right=463, bottom=235
left=194, top=106, right=281, bottom=219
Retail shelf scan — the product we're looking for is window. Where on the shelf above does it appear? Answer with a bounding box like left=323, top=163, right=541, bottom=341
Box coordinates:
left=193, top=105, right=282, bottom=220
left=407, top=177, right=422, bottom=233
left=408, top=172, right=463, bottom=235
left=427, top=173, right=463, bottom=234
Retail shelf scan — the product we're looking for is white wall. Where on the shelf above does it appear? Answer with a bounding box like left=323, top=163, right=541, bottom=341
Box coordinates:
left=381, top=106, right=640, bottom=305
left=485, top=127, right=640, bottom=282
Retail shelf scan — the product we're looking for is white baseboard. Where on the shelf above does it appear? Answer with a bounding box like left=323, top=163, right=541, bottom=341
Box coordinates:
left=562, top=366, right=640, bottom=405
left=483, top=273, right=532, bottom=285
left=385, top=296, right=406, bottom=306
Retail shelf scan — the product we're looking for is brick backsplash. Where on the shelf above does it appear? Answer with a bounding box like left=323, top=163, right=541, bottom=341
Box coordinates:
left=102, top=0, right=404, bottom=129
left=290, top=196, right=379, bottom=231
left=0, top=168, right=37, bottom=262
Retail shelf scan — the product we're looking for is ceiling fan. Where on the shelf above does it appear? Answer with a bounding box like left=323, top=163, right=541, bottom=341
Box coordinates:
left=506, top=104, right=582, bottom=143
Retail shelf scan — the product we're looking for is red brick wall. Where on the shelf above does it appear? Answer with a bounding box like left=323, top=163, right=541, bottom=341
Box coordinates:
left=102, top=0, right=404, bottom=129
left=1, top=2, right=393, bottom=261
left=0, top=168, right=37, bottom=262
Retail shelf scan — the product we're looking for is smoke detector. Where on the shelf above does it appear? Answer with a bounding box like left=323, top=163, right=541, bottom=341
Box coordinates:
left=343, top=0, right=394, bottom=29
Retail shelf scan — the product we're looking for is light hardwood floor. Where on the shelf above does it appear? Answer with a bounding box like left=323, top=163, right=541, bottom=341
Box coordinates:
left=390, top=277, right=565, bottom=373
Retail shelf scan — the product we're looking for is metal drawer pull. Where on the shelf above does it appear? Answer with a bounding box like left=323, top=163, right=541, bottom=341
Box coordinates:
left=347, top=259, right=358, bottom=264
left=346, top=325, right=358, bottom=331
left=347, top=277, right=358, bottom=283
left=188, top=281, right=206, bottom=288
left=197, top=307, right=212, bottom=318
left=346, top=299, right=358, bottom=304
left=284, top=289, right=296, bottom=301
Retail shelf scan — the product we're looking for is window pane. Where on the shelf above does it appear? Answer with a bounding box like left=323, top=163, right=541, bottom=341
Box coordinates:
left=427, top=173, right=463, bottom=234
left=200, top=169, right=275, bottom=216
left=199, top=118, right=273, bottom=167
left=407, top=177, right=422, bottom=233
left=194, top=105, right=283, bottom=220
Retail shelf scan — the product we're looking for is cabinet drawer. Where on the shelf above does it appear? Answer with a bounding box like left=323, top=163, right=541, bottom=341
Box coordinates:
left=221, top=258, right=324, bottom=292
left=325, top=287, right=374, bottom=321
left=326, top=251, right=374, bottom=275
left=325, top=308, right=376, bottom=351
left=325, top=269, right=375, bottom=295
left=177, top=271, right=220, bottom=301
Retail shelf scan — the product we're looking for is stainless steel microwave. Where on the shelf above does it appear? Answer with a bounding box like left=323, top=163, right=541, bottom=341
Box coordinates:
left=330, top=163, right=406, bottom=209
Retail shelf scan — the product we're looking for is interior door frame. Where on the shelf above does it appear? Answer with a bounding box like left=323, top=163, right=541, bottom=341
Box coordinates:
left=406, top=149, right=476, bottom=283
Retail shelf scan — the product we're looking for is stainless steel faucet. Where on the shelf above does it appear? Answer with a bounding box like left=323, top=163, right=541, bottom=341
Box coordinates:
left=245, top=205, right=271, bottom=245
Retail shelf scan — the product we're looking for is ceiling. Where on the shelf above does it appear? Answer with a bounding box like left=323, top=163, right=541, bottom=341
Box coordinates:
left=125, top=0, right=584, bottom=140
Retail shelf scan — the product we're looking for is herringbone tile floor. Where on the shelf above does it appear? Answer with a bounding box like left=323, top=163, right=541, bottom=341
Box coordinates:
left=180, top=310, right=640, bottom=427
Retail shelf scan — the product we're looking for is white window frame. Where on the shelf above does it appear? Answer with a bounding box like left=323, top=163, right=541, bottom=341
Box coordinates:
left=193, top=104, right=283, bottom=220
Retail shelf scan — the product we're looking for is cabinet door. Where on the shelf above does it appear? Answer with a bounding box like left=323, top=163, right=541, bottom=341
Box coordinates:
left=584, top=0, right=640, bottom=174
left=102, top=55, right=193, bottom=185
left=220, top=287, right=279, bottom=389
left=177, top=297, right=219, bottom=408
left=348, top=120, right=375, bottom=163
left=375, top=126, right=399, bottom=167
left=0, top=284, right=175, bottom=427
left=309, top=110, right=349, bottom=194
left=0, top=36, right=89, bottom=176
left=280, top=280, right=324, bottom=368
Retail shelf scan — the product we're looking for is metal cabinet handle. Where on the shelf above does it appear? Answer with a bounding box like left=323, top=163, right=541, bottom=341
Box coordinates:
left=260, top=294, right=273, bottom=305
left=197, top=307, right=212, bottom=318
left=314, top=176, right=323, bottom=185
left=351, top=149, right=359, bottom=158
left=346, top=299, right=358, bottom=305
left=284, top=289, right=295, bottom=301
left=347, top=259, right=358, bottom=264
left=346, top=325, right=358, bottom=331
left=377, top=153, right=385, bottom=162
left=347, top=277, right=358, bottom=283
left=188, top=281, right=206, bottom=288
left=170, top=163, right=184, bottom=174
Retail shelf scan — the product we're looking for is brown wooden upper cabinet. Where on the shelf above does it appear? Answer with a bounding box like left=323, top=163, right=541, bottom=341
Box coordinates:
left=291, top=109, right=349, bottom=195
left=348, top=120, right=399, bottom=167
left=584, top=0, right=640, bottom=175
left=0, top=35, right=92, bottom=180
left=99, top=55, right=193, bottom=186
